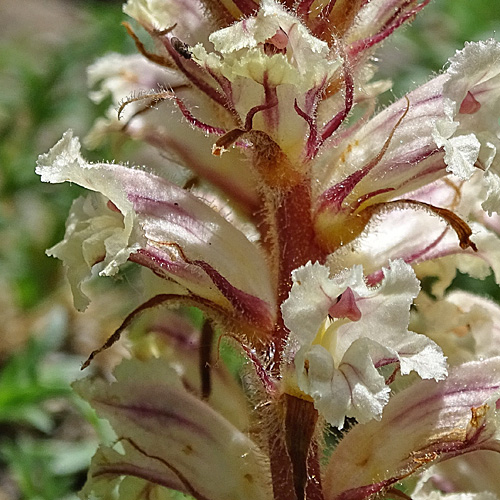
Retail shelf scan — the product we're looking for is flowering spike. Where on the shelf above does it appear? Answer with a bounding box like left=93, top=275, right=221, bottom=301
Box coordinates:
left=37, top=1, right=500, bottom=499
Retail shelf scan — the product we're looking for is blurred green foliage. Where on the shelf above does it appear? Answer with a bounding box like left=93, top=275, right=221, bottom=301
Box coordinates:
left=0, top=2, right=131, bottom=498
left=0, top=1, right=135, bottom=313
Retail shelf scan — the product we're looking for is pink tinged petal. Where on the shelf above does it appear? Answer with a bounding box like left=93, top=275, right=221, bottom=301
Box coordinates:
left=460, top=91, right=482, bottom=115
left=136, top=243, right=274, bottom=328
left=125, top=191, right=274, bottom=320
left=347, top=0, right=429, bottom=46
left=323, top=357, right=500, bottom=500
left=36, top=131, right=274, bottom=317
left=74, top=358, right=272, bottom=500
left=192, top=260, right=274, bottom=329
left=333, top=260, right=445, bottom=381
left=347, top=0, right=431, bottom=58
left=318, top=76, right=447, bottom=207
left=131, top=245, right=215, bottom=295
left=267, top=29, right=289, bottom=50
left=328, top=287, right=361, bottom=321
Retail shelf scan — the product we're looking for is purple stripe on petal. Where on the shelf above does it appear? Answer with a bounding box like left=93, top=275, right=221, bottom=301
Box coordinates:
left=95, top=398, right=212, bottom=439
left=131, top=247, right=210, bottom=285
left=129, top=193, right=206, bottom=241
left=325, top=358, right=500, bottom=500
left=194, top=260, right=274, bottom=330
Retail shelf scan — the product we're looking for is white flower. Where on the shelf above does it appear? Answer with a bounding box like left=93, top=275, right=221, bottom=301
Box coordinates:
left=74, top=357, right=273, bottom=500
left=36, top=131, right=274, bottom=328
left=281, top=259, right=447, bottom=428
left=433, top=40, right=500, bottom=214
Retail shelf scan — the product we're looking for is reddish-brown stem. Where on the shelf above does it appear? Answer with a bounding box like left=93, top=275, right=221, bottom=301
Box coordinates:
left=257, top=174, right=326, bottom=500
left=272, top=180, right=325, bottom=366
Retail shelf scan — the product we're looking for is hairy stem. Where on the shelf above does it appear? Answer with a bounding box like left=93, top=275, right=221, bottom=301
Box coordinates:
left=272, top=180, right=324, bottom=364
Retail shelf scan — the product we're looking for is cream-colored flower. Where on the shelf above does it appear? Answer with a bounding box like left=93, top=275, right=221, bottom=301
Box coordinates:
left=281, top=259, right=446, bottom=427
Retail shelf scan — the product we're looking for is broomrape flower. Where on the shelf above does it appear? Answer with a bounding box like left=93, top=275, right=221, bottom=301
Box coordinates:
left=36, top=0, right=500, bottom=498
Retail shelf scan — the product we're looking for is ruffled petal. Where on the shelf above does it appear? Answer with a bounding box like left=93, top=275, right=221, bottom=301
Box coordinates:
left=199, top=0, right=336, bottom=91
left=47, top=193, right=141, bottom=311
left=281, top=259, right=446, bottom=427
left=36, top=131, right=274, bottom=323
left=190, top=0, right=341, bottom=162
left=433, top=39, right=500, bottom=213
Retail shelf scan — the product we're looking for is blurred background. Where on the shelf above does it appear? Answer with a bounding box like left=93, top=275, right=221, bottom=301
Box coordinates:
left=0, top=0, right=498, bottom=498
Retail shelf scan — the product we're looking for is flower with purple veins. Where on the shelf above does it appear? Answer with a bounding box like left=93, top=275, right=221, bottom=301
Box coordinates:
left=37, top=0, right=500, bottom=499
